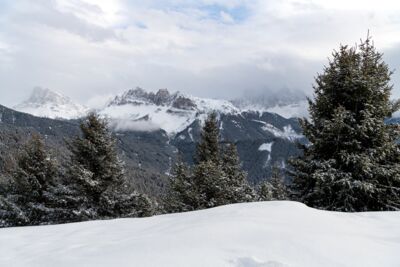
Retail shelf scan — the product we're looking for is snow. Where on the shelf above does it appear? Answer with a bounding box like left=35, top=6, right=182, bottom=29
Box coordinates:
left=265, top=101, right=309, bottom=119
left=1, top=201, right=400, bottom=267
left=258, top=142, right=273, bottom=152
left=101, top=104, right=196, bottom=134
left=238, top=101, right=309, bottom=119
left=188, top=127, right=194, bottom=141
left=253, top=120, right=302, bottom=141
left=14, top=87, right=88, bottom=120
left=101, top=90, right=240, bottom=135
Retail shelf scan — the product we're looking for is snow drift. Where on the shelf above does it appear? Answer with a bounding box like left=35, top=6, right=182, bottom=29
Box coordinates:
left=1, top=201, right=399, bottom=267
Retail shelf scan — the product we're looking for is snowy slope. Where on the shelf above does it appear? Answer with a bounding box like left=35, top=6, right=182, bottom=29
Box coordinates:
left=265, top=101, right=309, bottom=119
left=1, top=201, right=399, bottom=267
left=14, top=87, right=88, bottom=120
left=232, top=89, right=308, bottom=119
left=100, top=88, right=240, bottom=134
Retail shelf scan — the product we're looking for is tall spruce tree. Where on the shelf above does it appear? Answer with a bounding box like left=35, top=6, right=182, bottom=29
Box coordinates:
left=166, top=112, right=255, bottom=211
left=192, top=159, right=227, bottom=208
left=258, top=165, right=288, bottom=201
left=9, top=134, right=59, bottom=225
left=68, top=113, right=152, bottom=218
left=221, top=142, right=255, bottom=203
left=291, top=37, right=400, bottom=211
left=196, top=112, right=220, bottom=163
left=164, top=158, right=197, bottom=212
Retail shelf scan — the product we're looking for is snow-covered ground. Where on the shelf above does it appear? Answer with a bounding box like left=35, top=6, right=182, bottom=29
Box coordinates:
left=1, top=201, right=399, bottom=267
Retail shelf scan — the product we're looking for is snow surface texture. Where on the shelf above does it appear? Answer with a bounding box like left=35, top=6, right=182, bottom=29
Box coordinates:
left=1, top=201, right=399, bottom=267
left=14, top=87, right=88, bottom=120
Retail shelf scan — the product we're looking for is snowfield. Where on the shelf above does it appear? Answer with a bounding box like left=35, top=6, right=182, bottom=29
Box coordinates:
left=1, top=201, right=399, bottom=267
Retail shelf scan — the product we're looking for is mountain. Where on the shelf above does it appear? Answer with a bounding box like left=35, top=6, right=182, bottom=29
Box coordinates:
left=2, top=88, right=305, bottom=187
left=14, top=87, right=88, bottom=120
left=98, top=88, right=305, bottom=182
left=101, top=87, right=239, bottom=135
left=231, top=88, right=309, bottom=118
left=0, top=104, right=173, bottom=197
left=2, top=201, right=399, bottom=267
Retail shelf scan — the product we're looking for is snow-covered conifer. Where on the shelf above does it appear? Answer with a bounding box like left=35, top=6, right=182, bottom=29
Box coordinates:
left=291, top=36, right=400, bottom=211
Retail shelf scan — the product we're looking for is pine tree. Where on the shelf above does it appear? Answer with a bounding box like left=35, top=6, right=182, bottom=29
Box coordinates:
left=188, top=112, right=225, bottom=208
left=11, top=134, right=59, bottom=225
left=196, top=112, right=220, bottom=163
left=166, top=113, right=256, bottom=211
left=0, top=193, right=29, bottom=227
left=258, top=165, right=288, bottom=201
left=258, top=181, right=273, bottom=201
left=67, top=113, right=152, bottom=218
left=269, top=166, right=288, bottom=200
left=192, top=159, right=227, bottom=208
left=68, top=113, right=124, bottom=202
left=290, top=36, right=400, bottom=211
left=14, top=134, right=57, bottom=202
left=164, top=158, right=197, bottom=212
left=258, top=164, right=289, bottom=201
left=221, top=142, right=255, bottom=203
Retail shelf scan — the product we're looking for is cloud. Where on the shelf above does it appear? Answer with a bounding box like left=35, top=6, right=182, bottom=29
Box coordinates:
left=1, top=0, right=400, bottom=106
left=109, top=118, right=160, bottom=132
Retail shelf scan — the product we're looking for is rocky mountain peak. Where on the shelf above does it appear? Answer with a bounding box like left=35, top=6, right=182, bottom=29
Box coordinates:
left=109, top=88, right=196, bottom=110
left=25, top=87, right=70, bottom=107
left=14, top=87, right=88, bottom=120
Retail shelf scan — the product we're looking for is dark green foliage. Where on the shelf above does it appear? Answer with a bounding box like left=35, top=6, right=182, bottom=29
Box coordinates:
left=196, top=112, right=220, bottom=163
left=258, top=165, right=288, bottom=201
left=0, top=194, right=29, bottom=227
left=14, top=134, right=57, bottom=202
left=192, top=160, right=227, bottom=208
left=291, top=37, right=400, bottom=211
left=166, top=113, right=255, bottom=212
left=164, top=159, right=197, bottom=212
left=0, top=134, right=65, bottom=226
left=68, top=113, right=124, bottom=202
left=0, top=114, right=153, bottom=227
left=67, top=113, right=153, bottom=218
left=221, top=143, right=255, bottom=203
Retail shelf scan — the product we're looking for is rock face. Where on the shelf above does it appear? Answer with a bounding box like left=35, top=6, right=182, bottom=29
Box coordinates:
left=109, top=88, right=196, bottom=110
left=101, top=88, right=239, bottom=135
left=172, top=96, right=197, bottom=110
left=100, top=88, right=305, bottom=183
left=14, top=87, right=88, bottom=120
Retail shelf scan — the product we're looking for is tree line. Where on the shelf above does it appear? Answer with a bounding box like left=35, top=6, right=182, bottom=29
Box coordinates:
left=0, top=114, right=153, bottom=227
left=0, top=112, right=286, bottom=227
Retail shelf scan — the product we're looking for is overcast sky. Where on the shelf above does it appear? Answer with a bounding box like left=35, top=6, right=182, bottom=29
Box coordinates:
left=1, top=0, right=400, bottom=107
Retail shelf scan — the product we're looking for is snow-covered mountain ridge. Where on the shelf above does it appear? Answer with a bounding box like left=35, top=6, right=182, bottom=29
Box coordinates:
left=13, top=87, right=306, bottom=136
left=1, top=201, right=399, bottom=267
left=101, top=87, right=240, bottom=134
left=14, top=87, right=88, bottom=120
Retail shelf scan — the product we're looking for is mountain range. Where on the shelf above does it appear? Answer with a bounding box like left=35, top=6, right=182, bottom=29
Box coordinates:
left=1, top=87, right=307, bottom=197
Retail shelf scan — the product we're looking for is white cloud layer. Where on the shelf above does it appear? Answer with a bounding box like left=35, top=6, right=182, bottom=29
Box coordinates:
left=1, top=0, right=400, bottom=106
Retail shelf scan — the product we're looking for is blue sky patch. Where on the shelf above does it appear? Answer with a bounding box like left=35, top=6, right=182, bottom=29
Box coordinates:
left=199, top=4, right=250, bottom=23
